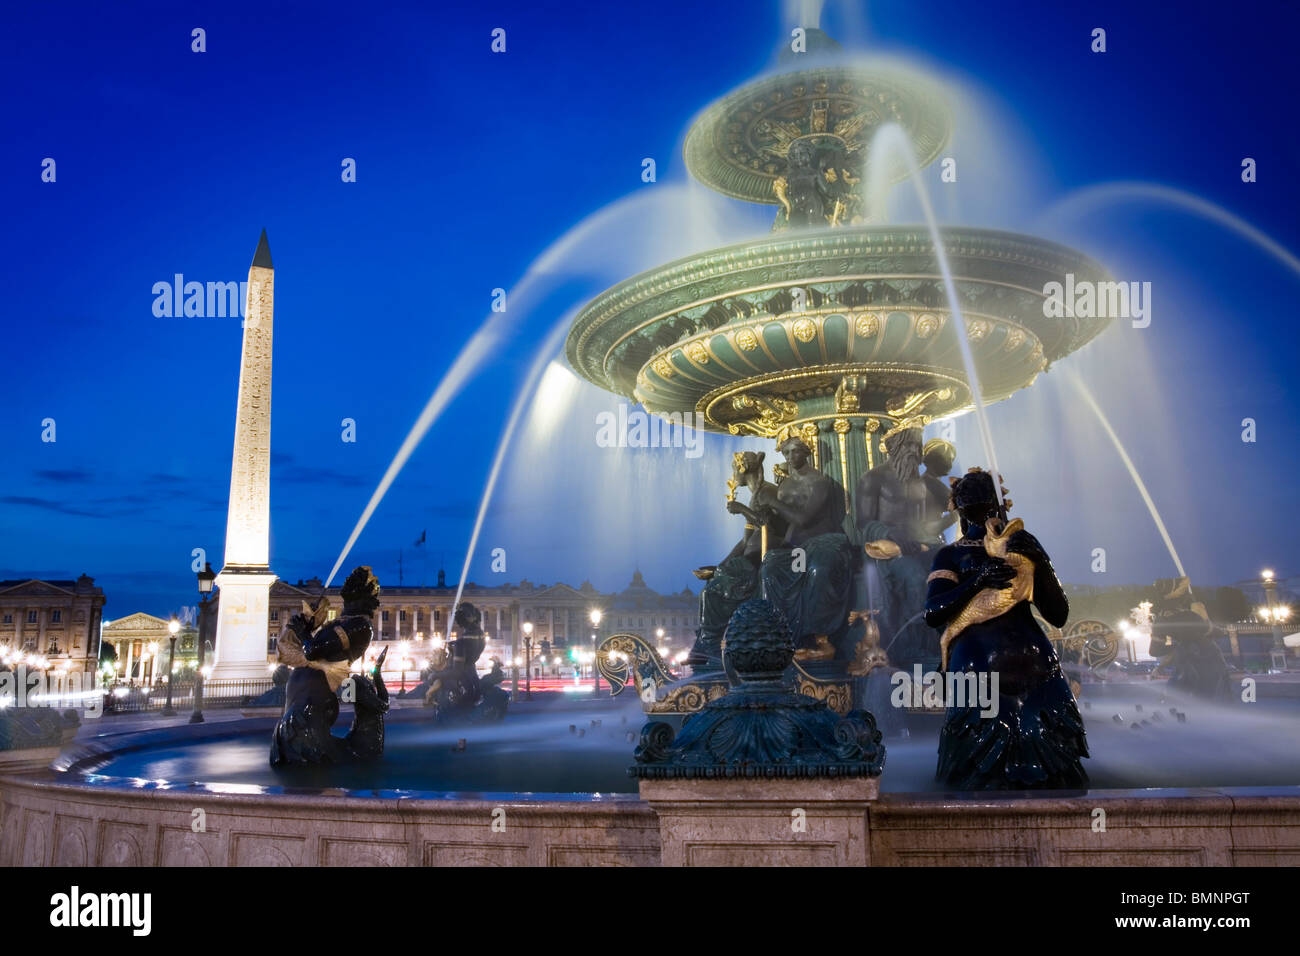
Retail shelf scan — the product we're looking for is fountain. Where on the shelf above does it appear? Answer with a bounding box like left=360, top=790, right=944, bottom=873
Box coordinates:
left=3, top=23, right=1299, bottom=869
left=577, top=28, right=1112, bottom=717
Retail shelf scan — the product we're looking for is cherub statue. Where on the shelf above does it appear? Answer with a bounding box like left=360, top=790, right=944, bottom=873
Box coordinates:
left=269, top=566, right=389, bottom=767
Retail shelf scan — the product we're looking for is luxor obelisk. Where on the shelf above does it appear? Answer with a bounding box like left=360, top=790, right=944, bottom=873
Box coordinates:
left=211, top=231, right=278, bottom=680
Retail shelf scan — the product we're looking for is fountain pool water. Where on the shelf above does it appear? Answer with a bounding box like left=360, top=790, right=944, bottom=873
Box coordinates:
left=65, top=687, right=1300, bottom=795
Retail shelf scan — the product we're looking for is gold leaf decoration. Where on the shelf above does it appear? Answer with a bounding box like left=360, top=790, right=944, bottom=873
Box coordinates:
left=916, top=313, right=941, bottom=338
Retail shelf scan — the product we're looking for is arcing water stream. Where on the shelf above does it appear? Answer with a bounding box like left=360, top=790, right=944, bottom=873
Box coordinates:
left=866, top=122, right=1006, bottom=511
left=324, top=185, right=754, bottom=588
left=1041, top=181, right=1300, bottom=280
left=1064, top=369, right=1189, bottom=581
left=446, top=317, right=574, bottom=631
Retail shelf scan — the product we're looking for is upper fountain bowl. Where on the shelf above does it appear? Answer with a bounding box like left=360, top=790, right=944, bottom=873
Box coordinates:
left=565, top=225, right=1113, bottom=435
left=683, top=63, right=951, bottom=206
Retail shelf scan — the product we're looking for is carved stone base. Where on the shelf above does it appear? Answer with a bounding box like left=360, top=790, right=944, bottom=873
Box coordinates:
left=211, top=568, right=278, bottom=680
left=640, top=777, right=878, bottom=866
left=0, top=747, right=61, bottom=776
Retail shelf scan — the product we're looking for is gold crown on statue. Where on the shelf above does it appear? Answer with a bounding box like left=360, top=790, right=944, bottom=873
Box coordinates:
left=946, top=466, right=1012, bottom=512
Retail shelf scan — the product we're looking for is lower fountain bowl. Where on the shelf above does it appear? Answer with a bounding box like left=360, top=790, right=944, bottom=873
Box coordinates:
left=565, top=226, right=1113, bottom=434
left=5, top=683, right=1300, bottom=866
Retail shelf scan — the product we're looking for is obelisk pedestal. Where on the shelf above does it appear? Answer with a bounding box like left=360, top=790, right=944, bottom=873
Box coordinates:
left=212, top=231, right=278, bottom=681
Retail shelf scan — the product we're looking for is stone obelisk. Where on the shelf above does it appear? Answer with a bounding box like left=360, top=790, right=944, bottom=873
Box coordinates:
left=211, top=231, right=278, bottom=680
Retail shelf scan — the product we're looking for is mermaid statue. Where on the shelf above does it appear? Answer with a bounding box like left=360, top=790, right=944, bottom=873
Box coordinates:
left=270, top=565, right=389, bottom=767
left=686, top=451, right=789, bottom=667
left=923, top=469, right=1088, bottom=789
left=759, top=435, right=856, bottom=661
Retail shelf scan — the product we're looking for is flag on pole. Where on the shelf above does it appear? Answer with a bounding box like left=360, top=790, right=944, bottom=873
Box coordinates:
left=414, top=529, right=426, bottom=547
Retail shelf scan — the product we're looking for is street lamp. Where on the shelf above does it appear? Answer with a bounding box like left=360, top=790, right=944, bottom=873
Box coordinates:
left=1261, top=568, right=1290, bottom=671
left=522, top=621, right=534, bottom=700
left=1117, top=620, right=1137, bottom=663
left=191, top=562, right=215, bottom=723
left=589, top=609, right=602, bottom=695
left=398, top=640, right=411, bottom=691
left=161, top=618, right=180, bottom=716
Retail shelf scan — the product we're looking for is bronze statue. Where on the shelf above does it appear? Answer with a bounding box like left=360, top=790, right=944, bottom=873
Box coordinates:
left=921, top=438, right=959, bottom=539
left=419, top=602, right=509, bottom=723
left=923, top=470, right=1087, bottom=789
left=1148, top=577, right=1232, bottom=699
left=772, top=139, right=864, bottom=229
left=687, top=451, right=788, bottom=666
left=270, top=566, right=389, bottom=767
left=856, top=426, right=954, bottom=669
left=758, top=435, right=856, bottom=660
left=772, top=140, right=827, bottom=228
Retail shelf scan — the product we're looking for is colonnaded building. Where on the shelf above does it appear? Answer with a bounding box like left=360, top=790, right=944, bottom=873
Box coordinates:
left=99, top=613, right=200, bottom=683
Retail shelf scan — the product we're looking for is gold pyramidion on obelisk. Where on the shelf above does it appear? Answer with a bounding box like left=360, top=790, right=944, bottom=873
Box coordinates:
left=211, top=230, right=279, bottom=680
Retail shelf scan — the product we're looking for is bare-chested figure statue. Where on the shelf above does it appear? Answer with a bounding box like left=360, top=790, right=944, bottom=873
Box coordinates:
left=758, top=435, right=856, bottom=660
left=856, top=427, right=956, bottom=669
left=686, top=451, right=788, bottom=667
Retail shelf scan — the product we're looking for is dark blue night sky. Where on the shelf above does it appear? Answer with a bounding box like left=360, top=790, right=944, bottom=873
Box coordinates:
left=3, top=0, right=1298, bottom=618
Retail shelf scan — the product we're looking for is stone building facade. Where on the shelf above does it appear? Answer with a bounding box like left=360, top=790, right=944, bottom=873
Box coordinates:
left=99, top=612, right=200, bottom=683
left=256, top=569, right=697, bottom=666
left=0, top=576, right=106, bottom=674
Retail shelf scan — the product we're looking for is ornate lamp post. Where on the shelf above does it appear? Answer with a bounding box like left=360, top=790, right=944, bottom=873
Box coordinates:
left=589, top=608, right=602, bottom=695
left=161, top=618, right=180, bottom=716
left=522, top=621, right=534, bottom=700
left=191, top=562, right=216, bottom=723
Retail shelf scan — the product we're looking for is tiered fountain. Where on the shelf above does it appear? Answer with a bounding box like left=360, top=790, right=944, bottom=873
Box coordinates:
left=7, top=27, right=1300, bottom=872
left=577, top=30, right=1113, bottom=715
